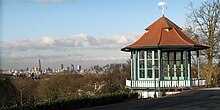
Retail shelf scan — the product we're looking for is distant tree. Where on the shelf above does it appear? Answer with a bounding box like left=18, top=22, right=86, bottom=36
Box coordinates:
left=36, top=73, right=84, bottom=101
left=0, top=62, right=133, bottom=107
left=81, top=73, right=100, bottom=95
left=88, top=65, right=103, bottom=74
left=0, top=73, right=19, bottom=107
left=12, top=78, right=38, bottom=105
left=100, top=62, right=130, bottom=93
left=186, top=0, right=220, bottom=86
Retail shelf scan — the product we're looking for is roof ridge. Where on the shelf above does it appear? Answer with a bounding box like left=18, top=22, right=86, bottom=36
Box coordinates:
left=181, top=30, right=210, bottom=47
left=146, top=17, right=182, bottom=30
left=157, top=28, right=163, bottom=46
left=125, top=32, right=147, bottom=48
left=172, top=28, right=194, bottom=46
left=164, top=17, right=182, bottom=30
left=145, top=17, right=164, bottom=30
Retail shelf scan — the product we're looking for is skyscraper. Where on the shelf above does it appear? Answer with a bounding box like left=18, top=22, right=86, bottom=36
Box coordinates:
left=61, top=64, right=64, bottom=70
left=71, top=64, right=74, bottom=72
left=38, top=59, right=42, bottom=73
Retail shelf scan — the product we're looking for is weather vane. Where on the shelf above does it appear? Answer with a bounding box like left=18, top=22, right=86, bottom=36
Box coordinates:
left=158, top=1, right=167, bottom=16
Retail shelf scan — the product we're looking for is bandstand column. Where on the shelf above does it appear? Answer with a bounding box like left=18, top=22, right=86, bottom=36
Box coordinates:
left=184, top=50, right=188, bottom=86
left=152, top=51, right=155, bottom=79
left=197, top=50, right=200, bottom=86
left=188, top=51, right=192, bottom=87
left=152, top=51, right=157, bottom=98
left=158, top=50, right=162, bottom=97
left=180, top=51, right=184, bottom=79
left=137, top=51, right=139, bottom=80
left=167, top=52, right=170, bottom=80
left=188, top=51, right=191, bottom=80
left=144, top=51, right=147, bottom=79
left=174, top=52, right=177, bottom=79
left=131, top=52, right=133, bottom=80
left=159, top=50, right=162, bottom=80
left=134, top=51, right=138, bottom=80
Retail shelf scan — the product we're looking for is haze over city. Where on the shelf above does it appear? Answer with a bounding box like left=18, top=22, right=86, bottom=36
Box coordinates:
left=0, top=0, right=206, bottom=70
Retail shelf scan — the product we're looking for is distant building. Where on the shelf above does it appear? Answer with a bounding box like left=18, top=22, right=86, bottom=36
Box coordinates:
left=77, top=65, right=81, bottom=72
left=33, top=67, right=38, bottom=72
left=38, top=59, right=42, bottom=73
left=71, top=64, right=74, bottom=72
left=61, top=64, right=64, bottom=70
left=67, top=67, right=70, bottom=71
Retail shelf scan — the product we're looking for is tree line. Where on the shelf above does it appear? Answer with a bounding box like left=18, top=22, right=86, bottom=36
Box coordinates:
left=0, top=63, right=130, bottom=107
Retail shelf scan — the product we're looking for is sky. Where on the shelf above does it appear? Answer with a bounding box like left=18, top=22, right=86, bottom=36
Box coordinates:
left=0, top=0, right=207, bottom=70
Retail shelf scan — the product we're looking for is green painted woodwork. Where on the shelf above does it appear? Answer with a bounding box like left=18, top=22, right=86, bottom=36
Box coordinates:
left=131, top=50, right=192, bottom=82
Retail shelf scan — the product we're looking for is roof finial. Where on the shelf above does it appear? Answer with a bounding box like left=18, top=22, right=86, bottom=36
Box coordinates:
left=158, top=1, right=167, bottom=17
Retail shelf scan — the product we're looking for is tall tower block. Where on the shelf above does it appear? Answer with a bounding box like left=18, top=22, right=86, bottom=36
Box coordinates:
left=61, top=64, right=64, bottom=70
left=38, top=59, right=42, bottom=73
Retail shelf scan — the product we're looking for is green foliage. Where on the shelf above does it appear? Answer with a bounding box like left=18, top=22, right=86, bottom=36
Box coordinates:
left=161, top=89, right=166, bottom=97
left=1, top=92, right=138, bottom=110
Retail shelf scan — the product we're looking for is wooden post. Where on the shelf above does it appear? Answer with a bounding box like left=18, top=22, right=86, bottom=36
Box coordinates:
left=167, top=52, right=170, bottom=79
left=131, top=51, right=133, bottom=80
left=188, top=51, right=192, bottom=88
left=135, top=51, right=138, bottom=80
left=181, top=51, right=184, bottom=79
left=197, top=50, right=200, bottom=87
left=184, top=50, right=187, bottom=87
left=159, top=49, right=162, bottom=97
left=174, top=51, right=177, bottom=78
left=153, top=51, right=157, bottom=98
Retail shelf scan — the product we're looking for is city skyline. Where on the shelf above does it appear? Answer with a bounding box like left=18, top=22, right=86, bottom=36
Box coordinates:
left=0, top=0, right=206, bottom=70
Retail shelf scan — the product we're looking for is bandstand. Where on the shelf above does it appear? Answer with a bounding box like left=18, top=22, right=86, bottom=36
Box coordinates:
left=121, top=16, right=209, bottom=98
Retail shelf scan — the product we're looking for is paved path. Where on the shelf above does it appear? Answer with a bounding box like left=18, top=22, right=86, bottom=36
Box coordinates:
left=84, top=88, right=220, bottom=110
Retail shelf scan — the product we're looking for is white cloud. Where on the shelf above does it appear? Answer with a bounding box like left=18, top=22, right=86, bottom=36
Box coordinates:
left=1, top=33, right=141, bottom=51
left=113, top=32, right=140, bottom=44
left=0, top=33, right=141, bottom=69
left=41, top=36, right=56, bottom=45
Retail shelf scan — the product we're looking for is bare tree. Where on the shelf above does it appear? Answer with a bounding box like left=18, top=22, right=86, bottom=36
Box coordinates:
left=0, top=73, right=19, bottom=107
left=186, top=0, right=220, bottom=86
left=100, top=62, right=130, bottom=93
left=12, top=78, right=38, bottom=105
left=36, top=73, right=85, bottom=101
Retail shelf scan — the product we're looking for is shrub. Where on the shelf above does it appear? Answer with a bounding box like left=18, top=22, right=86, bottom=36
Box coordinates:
left=2, top=91, right=137, bottom=110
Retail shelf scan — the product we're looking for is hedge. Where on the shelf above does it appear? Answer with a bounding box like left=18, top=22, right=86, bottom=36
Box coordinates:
left=1, top=91, right=138, bottom=110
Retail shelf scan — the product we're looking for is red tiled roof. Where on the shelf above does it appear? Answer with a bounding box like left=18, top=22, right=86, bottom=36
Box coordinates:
left=121, top=17, right=209, bottom=51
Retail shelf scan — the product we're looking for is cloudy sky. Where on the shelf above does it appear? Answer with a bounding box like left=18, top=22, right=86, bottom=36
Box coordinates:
left=0, top=0, right=206, bottom=70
